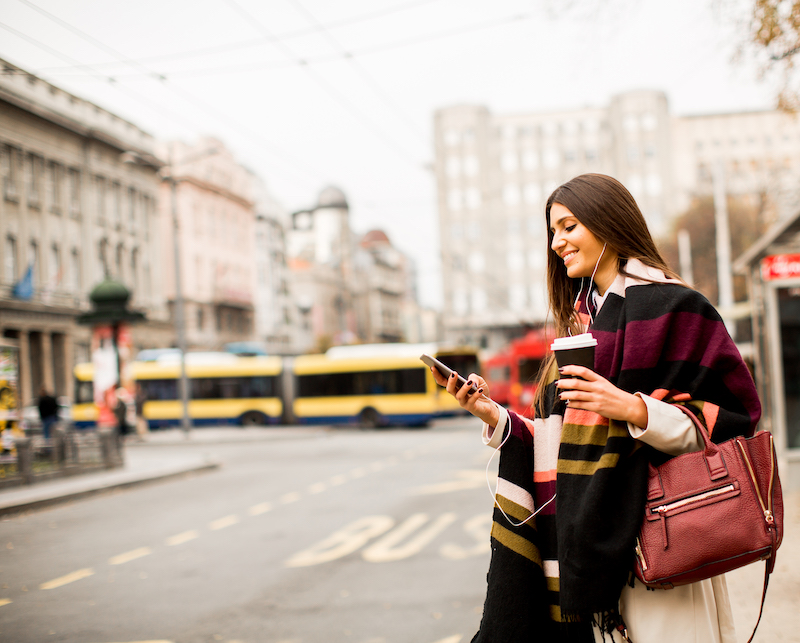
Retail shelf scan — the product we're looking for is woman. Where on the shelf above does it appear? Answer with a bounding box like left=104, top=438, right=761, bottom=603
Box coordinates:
left=431, top=174, right=761, bottom=642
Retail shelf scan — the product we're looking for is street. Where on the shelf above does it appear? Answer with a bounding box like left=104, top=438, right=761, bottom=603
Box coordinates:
left=1, top=416, right=798, bottom=643
left=1, top=418, right=494, bottom=643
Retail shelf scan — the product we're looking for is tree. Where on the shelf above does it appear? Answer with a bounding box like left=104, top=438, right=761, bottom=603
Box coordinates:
left=747, top=0, right=800, bottom=110
left=659, top=195, right=769, bottom=305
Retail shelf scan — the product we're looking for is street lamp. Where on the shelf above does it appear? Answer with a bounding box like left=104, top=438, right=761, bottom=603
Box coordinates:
left=122, top=145, right=220, bottom=437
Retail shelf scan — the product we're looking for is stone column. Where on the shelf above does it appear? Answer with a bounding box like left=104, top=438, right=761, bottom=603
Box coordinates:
left=41, top=331, right=54, bottom=394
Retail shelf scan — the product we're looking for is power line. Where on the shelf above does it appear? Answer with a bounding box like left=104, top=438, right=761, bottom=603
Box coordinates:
left=30, top=0, right=444, bottom=73
left=221, top=0, right=422, bottom=167
left=12, top=0, right=326, bottom=184
left=284, top=0, right=427, bottom=143
left=28, top=11, right=534, bottom=80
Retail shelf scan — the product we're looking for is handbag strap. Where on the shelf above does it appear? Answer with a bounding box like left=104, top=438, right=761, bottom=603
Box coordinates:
left=746, top=561, right=771, bottom=643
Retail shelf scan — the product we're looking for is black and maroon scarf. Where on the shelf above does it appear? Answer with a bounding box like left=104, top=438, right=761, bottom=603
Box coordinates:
left=471, top=260, right=761, bottom=642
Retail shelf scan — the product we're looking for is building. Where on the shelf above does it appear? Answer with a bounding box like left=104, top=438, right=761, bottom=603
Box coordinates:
left=0, top=57, right=169, bottom=407
left=252, top=175, right=294, bottom=354
left=734, top=209, right=800, bottom=490
left=434, top=90, right=800, bottom=349
left=158, top=138, right=256, bottom=350
left=286, top=187, right=415, bottom=352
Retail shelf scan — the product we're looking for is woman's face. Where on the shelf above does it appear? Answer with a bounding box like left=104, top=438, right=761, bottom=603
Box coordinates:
left=549, top=202, right=618, bottom=292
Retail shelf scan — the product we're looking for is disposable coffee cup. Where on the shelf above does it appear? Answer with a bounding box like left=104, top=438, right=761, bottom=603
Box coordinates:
left=551, top=333, right=597, bottom=372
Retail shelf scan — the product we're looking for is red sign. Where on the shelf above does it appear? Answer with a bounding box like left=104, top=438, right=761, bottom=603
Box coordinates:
left=762, top=254, right=800, bottom=281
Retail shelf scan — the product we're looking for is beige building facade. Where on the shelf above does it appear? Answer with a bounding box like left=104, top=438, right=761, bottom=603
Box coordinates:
left=158, top=138, right=257, bottom=351
left=0, top=58, right=169, bottom=407
left=434, top=90, right=798, bottom=349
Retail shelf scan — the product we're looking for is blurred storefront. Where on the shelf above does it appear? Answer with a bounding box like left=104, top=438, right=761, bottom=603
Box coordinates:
left=735, top=212, right=800, bottom=490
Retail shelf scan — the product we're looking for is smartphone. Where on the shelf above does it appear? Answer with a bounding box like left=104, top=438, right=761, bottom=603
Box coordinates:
left=420, top=353, right=478, bottom=395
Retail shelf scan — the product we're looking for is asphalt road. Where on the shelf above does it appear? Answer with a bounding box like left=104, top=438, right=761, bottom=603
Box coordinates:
left=0, top=417, right=496, bottom=643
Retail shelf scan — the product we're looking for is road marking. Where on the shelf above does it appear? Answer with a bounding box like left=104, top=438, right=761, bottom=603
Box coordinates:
left=40, top=567, right=94, bottom=590
left=412, top=470, right=490, bottom=495
left=432, top=636, right=462, bottom=643
left=248, top=502, right=272, bottom=515
left=165, top=530, right=199, bottom=546
left=109, top=547, right=152, bottom=565
left=279, top=492, right=301, bottom=504
left=0, top=598, right=11, bottom=607
left=209, top=515, right=240, bottom=530
left=440, top=514, right=492, bottom=560
left=329, top=474, right=347, bottom=486
left=285, top=516, right=395, bottom=567
left=363, top=513, right=458, bottom=563
left=308, top=482, right=327, bottom=494
left=349, top=467, right=367, bottom=478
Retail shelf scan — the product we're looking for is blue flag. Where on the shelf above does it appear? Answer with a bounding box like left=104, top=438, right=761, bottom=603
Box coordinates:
left=12, top=263, right=33, bottom=300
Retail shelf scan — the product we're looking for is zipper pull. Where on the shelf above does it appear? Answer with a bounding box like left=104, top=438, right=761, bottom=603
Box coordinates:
left=654, top=506, right=668, bottom=549
left=764, top=509, right=774, bottom=525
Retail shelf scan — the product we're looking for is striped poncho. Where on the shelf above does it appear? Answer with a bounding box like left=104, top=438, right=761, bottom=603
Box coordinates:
left=471, top=260, right=761, bottom=643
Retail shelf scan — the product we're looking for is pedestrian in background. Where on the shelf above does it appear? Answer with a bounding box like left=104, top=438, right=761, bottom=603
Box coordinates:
left=114, top=387, right=131, bottom=441
left=432, top=173, right=761, bottom=642
left=134, top=383, right=148, bottom=440
left=37, top=386, right=59, bottom=441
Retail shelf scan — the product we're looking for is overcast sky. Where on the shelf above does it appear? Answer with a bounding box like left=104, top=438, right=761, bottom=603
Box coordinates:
left=0, top=0, right=775, bottom=308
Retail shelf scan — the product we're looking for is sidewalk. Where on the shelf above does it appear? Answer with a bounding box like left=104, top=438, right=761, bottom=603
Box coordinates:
left=0, top=426, right=329, bottom=516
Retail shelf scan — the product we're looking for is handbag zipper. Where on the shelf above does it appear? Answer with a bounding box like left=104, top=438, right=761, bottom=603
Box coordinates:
left=736, top=436, right=775, bottom=526
left=635, top=537, right=648, bottom=571
left=650, top=484, right=736, bottom=549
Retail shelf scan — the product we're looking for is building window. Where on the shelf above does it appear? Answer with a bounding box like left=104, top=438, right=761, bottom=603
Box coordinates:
left=49, top=243, right=61, bottom=288
left=646, top=173, right=663, bottom=196
left=627, top=145, right=640, bottom=163
left=463, top=155, right=479, bottom=176
left=446, top=157, right=461, bottom=177
left=98, top=239, right=108, bottom=279
left=523, top=183, right=542, bottom=205
left=29, top=240, right=39, bottom=286
left=111, top=182, right=122, bottom=228
left=71, top=248, right=81, bottom=292
left=509, top=284, right=526, bottom=311
left=522, top=150, right=539, bottom=171
left=47, top=162, right=61, bottom=213
left=2, top=145, right=20, bottom=201
left=503, top=184, right=520, bottom=206
left=465, top=187, right=481, bottom=209
left=4, top=236, right=17, bottom=283
left=68, top=168, right=81, bottom=216
left=543, top=149, right=559, bottom=169
left=96, top=176, right=106, bottom=223
left=501, top=151, right=518, bottom=173
left=507, top=251, right=524, bottom=272
left=127, top=187, right=136, bottom=230
left=27, top=153, right=43, bottom=208
left=468, top=252, right=485, bottom=273
left=444, top=129, right=461, bottom=146
left=197, top=307, right=204, bottom=330
left=115, top=244, right=125, bottom=281
left=641, top=113, right=658, bottom=131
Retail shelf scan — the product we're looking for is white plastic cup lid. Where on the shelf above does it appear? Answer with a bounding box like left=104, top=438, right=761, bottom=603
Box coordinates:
left=550, top=333, right=598, bottom=351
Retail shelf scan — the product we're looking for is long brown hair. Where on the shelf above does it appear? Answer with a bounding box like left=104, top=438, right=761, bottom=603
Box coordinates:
left=534, top=173, right=682, bottom=413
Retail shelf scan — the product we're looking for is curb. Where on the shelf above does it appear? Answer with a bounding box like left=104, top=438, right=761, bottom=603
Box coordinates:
left=0, top=461, right=220, bottom=517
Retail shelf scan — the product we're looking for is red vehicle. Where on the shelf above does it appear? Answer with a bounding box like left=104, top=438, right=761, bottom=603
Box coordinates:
left=485, top=329, right=553, bottom=417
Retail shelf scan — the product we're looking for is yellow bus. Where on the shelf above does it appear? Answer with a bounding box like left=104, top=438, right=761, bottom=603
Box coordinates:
left=72, top=344, right=480, bottom=429
left=292, top=343, right=480, bottom=427
left=73, top=353, right=284, bottom=428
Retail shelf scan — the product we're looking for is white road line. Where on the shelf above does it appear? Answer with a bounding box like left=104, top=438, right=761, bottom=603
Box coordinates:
left=329, top=474, right=347, bottom=486
left=209, top=515, right=240, bottom=530
left=165, top=530, right=199, bottom=546
left=0, top=598, right=11, bottom=607
left=279, top=492, right=301, bottom=504
left=40, top=567, right=95, bottom=590
left=248, top=502, right=272, bottom=515
left=348, top=467, right=367, bottom=478
left=109, top=547, right=152, bottom=566
left=432, top=636, right=463, bottom=643
left=308, top=482, right=327, bottom=494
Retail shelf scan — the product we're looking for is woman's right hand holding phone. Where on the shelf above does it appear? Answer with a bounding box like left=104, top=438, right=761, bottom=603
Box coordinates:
left=430, top=368, right=501, bottom=428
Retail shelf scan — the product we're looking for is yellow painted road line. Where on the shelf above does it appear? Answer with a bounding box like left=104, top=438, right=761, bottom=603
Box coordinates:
left=279, top=492, right=301, bottom=504
left=0, top=598, right=11, bottom=607
left=109, top=547, right=152, bottom=566
left=209, top=515, right=239, bottom=530
left=248, top=502, right=272, bottom=516
left=165, top=530, right=199, bottom=546
left=40, top=567, right=95, bottom=590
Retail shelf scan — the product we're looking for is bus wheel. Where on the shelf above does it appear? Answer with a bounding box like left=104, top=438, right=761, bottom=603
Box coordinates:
left=240, top=411, right=267, bottom=426
left=358, top=408, right=385, bottom=429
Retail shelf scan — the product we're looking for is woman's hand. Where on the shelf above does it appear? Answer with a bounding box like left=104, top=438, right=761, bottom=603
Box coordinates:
left=430, top=368, right=500, bottom=428
left=556, top=365, right=648, bottom=428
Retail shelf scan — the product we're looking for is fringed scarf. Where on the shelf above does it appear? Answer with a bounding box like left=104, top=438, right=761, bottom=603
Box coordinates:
left=471, top=260, right=761, bottom=643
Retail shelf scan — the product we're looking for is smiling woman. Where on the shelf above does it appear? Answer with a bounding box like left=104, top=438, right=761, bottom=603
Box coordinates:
left=434, top=174, right=762, bottom=643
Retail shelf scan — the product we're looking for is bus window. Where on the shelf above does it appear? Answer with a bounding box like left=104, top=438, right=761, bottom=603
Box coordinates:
left=298, top=368, right=426, bottom=398
left=519, top=358, right=542, bottom=384
left=75, top=379, right=94, bottom=405
left=140, top=379, right=179, bottom=401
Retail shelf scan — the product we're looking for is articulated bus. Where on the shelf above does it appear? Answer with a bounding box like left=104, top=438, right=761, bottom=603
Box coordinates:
left=72, top=344, right=480, bottom=429
left=73, top=353, right=284, bottom=429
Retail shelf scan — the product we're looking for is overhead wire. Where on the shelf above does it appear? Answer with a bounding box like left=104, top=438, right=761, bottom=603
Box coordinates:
left=31, top=0, right=444, bottom=73
left=282, top=0, right=427, bottom=143
left=221, top=0, right=422, bottom=167
left=12, top=0, right=326, bottom=184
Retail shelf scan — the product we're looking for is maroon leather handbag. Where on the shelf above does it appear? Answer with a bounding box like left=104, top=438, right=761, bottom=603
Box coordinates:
left=633, top=405, right=783, bottom=641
